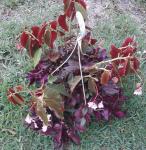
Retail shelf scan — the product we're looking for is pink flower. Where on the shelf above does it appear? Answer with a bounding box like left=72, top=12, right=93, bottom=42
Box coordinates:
left=16, top=43, right=24, bottom=52
left=25, top=114, right=32, bottom=124
left=88, top=101, right=104, bottom=110
left=42, top=124, right=48, bottom=132
left=134, top=83, right=142, bottom=96
left=88, top=102, right=97, bottom=110
left=97, top=101, right=104, bottom=109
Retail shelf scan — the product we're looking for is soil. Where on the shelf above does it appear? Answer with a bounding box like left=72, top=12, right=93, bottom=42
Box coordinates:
left=86, top=0, right=146, bottom=27
left=1, top=0, right=146, bottom=26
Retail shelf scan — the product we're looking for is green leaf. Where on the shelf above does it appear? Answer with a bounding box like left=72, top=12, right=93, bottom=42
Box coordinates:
left=88, top=78, right=98, bottom=94
left=44, top=98, right=64, bottom=119
left=26, top=37, right=31, bottom=51
left=68, top=76, right=81, bottom=93
left=75, top=2, right=87, bottom=20
left=36, top=100, right=48, bottom=125
left=80, top=118, right=86, bottom=126
left=44, top=29, right=50, bottom=47
left=44, top=87, right=64, bottom=119
left=33, top=48, right=42, bottom=67
left=82, top=107, right=88, bottom=116
left=42, top=84, right=69, bottom=119
left=48, top=75, right=58, bottom=84
left=45, top=87, right=62, bottom=101
left=47, top=84, right=69, bottom=97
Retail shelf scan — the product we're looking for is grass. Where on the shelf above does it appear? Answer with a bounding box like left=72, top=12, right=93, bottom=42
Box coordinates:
left=135, top=0, right=146, bottom=6
left=0, top=0, right=146, bottom=150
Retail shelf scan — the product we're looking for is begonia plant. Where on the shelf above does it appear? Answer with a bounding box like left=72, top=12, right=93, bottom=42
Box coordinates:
left=7, top=0, right=143, bottom=149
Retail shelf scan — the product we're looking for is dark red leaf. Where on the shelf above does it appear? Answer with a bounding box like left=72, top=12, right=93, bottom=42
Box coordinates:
left=31, top=26, right=40, bottom=37
left=118, top=61, right=128, bottom=77
left=49, top=31, right=57, bottom=48
left=121, top=46, right=134, bottom=57
left=58, top=15, right=68, bottom=31
left=133, top=57, right=140, bottom=70
left=65, top=1, right=75, bottom=17
left=63, top=0, right=68, bottom=3
left=118, top=66, right=126, bottom=77
left=90, top=39, right=97, bottom=45
left=85, top=26, right=91, bottom=30
left=83, top=32, right=97, bottom=45
left=29, top=39, right=40, bottom=57
left=76, top=0, right=87, bottom=9
left=64, top=0, right=71, bottom=12
left=28, top=39, right=34, bottom=57
left=20, top=32, right=29, bottom=48
left=48, top=51, right=60, bottom=62
left=130, top=57, right=140, bottom=71
left=122, top=37, right=134, bottom=47
left=7, top=88, right=24, bottom=105
left=110, top=44, right=121, bottom=58
left=83, top=32, right=91, bottom=43
left=50, top=21, right=57, bottom=30
left=38, top=22, right=47, bottom=45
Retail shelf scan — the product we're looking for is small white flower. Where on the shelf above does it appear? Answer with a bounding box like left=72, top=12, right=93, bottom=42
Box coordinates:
left=34, top=122, right=38, bottom=128
left=31, top=119, right=39, bottom=128
left=134, top=83, right=142, bottom=96
left=88, top=102, right=98, bottom=110
left=25, top=114, right=32, bottom=124
left=97, top=101, right=104, bottom=109
left=42, top=124, right=48, bottom=132
left=134, top=87, right=142, bottom=95
left=47, top=114, right=51, bottom=122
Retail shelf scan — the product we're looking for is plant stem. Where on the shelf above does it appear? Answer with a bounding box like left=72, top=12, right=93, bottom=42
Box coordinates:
left=51, top=41, right=78, bottom=75
left=95, top=56, right=132, bottom=66
left=25, top=31, right=39, bottom=41
left=77, top=42, right=86, bottom=105
left=84, top=56, right=132, bottom=71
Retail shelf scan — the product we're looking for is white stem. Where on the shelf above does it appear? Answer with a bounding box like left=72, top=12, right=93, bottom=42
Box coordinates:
left=51, top=41, right=78, bottom=75
left=77, top=43, right=86, bottom=104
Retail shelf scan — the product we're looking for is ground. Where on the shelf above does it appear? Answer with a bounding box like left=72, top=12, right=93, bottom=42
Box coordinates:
left=0, top=0, right=146, bottom=150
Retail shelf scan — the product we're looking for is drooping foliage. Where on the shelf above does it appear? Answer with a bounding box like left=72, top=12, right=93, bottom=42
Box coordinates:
left=7, top=0, right=142, bottom=149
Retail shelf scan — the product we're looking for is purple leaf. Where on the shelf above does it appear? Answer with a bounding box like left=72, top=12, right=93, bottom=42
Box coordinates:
left=67, top=130, right=81, bottom=145
left=114, top=111, right=126, bottom=118
left=94, top=111, right=101, bottom=120
left=102, top=109, right=110, bottom=121
left=102, top=81, right=119, bottom=96
left=97, top=48, right=107, bottom=62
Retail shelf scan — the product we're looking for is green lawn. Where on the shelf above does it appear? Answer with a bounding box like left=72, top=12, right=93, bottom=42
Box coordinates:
left=0, top=0, right=146, bottom=150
